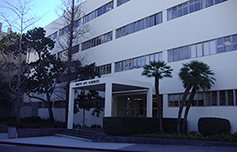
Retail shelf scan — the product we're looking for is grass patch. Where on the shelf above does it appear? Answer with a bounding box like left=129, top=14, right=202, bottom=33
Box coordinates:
left=133, top=132, right=237, bottom=143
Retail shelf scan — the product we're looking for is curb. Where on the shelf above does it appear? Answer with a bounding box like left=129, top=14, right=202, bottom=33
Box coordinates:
left=93, top=135, right=237, bottom=147
left=0, top=140, right=134, bottom=152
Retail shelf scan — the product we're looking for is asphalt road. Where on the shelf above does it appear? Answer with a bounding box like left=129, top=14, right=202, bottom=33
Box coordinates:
left=0, top=144, right=105, bottom=152
left=1, top=143, right=237, bottom=152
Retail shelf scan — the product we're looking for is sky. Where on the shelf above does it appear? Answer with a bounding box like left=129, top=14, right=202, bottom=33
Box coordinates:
left=0, top=0, right=63, bottom=33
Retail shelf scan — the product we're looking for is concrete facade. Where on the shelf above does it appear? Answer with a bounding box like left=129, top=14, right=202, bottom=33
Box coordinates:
left=40, top=0, right=237, bottom=132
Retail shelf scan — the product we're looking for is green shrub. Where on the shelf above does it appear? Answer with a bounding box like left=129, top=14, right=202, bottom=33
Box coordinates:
left=198, top=117, right=231, bottom=136
left=103, top=117, right=186, bottom=136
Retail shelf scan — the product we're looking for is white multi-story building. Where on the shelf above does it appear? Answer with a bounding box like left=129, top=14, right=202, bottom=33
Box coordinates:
left=42, top=0, right=237, bottom=133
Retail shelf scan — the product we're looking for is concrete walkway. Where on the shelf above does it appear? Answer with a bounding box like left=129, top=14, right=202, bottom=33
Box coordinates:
left=0, top=133, right=237, bottom=152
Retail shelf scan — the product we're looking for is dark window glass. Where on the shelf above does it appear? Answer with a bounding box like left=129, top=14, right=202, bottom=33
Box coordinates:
left=217, top=38, right=224, bottom=53
left=232, top=35, right=237, bottom=50
left=168, top=50, right=173, bottom=62
left=211, top=91, right=217, bottom=106
left=156, top=12, right=162, bottom=24
left=173, top=48, right=179, bottom=61
left=227, top=90, right=234, bottom=105
left=224, top=36, right=231, bottom=52
left=129, top=24, right=134, bottom=33
left=195, top=0, right=201, bottom=11
left=167, top=8, right=172, bottom=21
left=219, top=91, right=226, bottom=105
left=207, top=0, right=214, bottom=7
left=172, top=7, right=177, bottom=19
left=215, top=0, right=222, bottom=4
left=189, top=0, right=195, bottom=13
left=150, top=16, right=154, bottom=26
left=183, top=2, right=188, bottom=15
left=178, top=4, right=183, bottom=17
left=146, top=17, right=150, bottom=28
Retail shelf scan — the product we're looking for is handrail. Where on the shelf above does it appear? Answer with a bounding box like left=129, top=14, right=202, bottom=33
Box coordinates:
left=76, top=119, right=87, bottom=134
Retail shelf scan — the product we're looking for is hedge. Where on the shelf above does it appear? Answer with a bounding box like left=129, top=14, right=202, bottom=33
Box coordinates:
left=198, top=117, right=231, bottom=136
left=103, top=117, right=186, bottom=136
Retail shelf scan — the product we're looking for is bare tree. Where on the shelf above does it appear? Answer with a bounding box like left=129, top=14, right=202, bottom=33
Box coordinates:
left=0, top=0, right=39, bottom=124
left=55, top=0, right=90, bottom=123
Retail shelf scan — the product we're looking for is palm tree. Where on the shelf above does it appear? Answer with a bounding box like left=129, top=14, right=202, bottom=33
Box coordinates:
left=142, top=61, right=173, bottom=131
left=177, top=60, right=216, bottom=133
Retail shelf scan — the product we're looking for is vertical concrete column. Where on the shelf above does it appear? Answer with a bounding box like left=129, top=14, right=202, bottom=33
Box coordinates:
left=111, top=62, right=115, bottom=74
left=104, top=81, right=112, bottom=117
left=146, top=86, right=153, bottom=117
left=67, top=84, right=75, bottom=129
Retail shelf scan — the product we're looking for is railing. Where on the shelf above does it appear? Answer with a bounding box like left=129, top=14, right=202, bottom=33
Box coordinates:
left=76, top=119, right=87, bottom=134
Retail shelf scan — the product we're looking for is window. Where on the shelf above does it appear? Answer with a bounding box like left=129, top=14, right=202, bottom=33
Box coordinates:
left=172, top=6, right=178, bottom=19
left=168, top=50, right=174, bottom=62
left=191, top=44, right=197, bottom=58
left=206, top=0, right=214, bottom=7
left=156, top=12, right=162, bottom=25
left=178, top=4, right=183, bottom=17
left=167, top=9, right=172, bottom=21
left=117, top=0, right=130, bottom=7
left=219, top=90, right=226, bottom=105
left=227, top=90, right=234, bottom=105
left=224, top=36, right=231, bottom=52
left=82, top=31, right=113, bottom=51
left=210, top=40, right=216, bottom=54
left=197, top=43, right=203, bottom=57
left=232, top=35, right=237, bottom=51
left=168, top=0, right=228, bottom=21
left=84, top=1, right=113, bottom=24
left=203, top=41, right=210, bottom=56
left=173, top=48, right=178, bottom=61
left=169, top=89, right=237, bottom=107
left=195, top=0, right=201, bottom=11
left=217, top=38, right=224, bottom=53
left=189, top=0, right=195, bottom=13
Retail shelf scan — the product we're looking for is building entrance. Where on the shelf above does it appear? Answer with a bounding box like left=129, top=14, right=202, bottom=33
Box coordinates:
left=117, top=94, right=146, bottom=117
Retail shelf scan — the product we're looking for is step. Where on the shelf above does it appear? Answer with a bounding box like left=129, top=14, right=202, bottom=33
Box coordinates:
left=55, top=133, right=92, bottom=142
left=59, top=129, right=94, bottom=140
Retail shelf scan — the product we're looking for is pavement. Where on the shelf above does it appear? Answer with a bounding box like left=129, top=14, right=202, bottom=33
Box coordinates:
left=0, top=133, right=237, bottom=152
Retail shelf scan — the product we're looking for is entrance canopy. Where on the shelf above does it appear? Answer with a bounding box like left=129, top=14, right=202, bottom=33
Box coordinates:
left=67, top=77, right=153, bottom=129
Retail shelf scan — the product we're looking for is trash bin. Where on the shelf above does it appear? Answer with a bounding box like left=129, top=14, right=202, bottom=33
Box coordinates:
left=8, top=127, right=16, bottom=139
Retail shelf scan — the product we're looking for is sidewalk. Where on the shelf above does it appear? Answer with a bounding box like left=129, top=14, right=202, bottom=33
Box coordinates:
left=0, top=133, right=237, bottom=152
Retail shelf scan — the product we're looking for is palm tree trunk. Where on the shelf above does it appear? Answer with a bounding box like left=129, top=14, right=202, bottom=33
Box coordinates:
left=155, top=78, right=163, bottom=131
left=177, top=84, right=192, bottom=134
left=182, top=87, right=196, bottom=133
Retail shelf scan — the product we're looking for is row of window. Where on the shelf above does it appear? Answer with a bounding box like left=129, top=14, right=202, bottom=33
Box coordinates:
left=116, top=12, right=162, bottom=39
left=117, top=0, right=130, bottom=7
left=168, top=89, right=237, bottom=107
left=81, top=31, right=113, bottom=51
left=168, top=0, right=228, bottom=21
left=168, top=34, right=237, bottom=62
left=83, top=1, right=114, bottom=24
left=115, top=52, right=163, bottom=72
left=49, top=0, right=228, bottom=40
left=94, top=64, right=112, bottom=75
left=57, top=19, right=82, bottom=38
left=58, top=44, right=79, bottom=59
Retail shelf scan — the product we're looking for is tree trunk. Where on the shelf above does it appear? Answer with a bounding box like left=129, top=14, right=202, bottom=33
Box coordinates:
left=47, top=94, right=55, bottom=122
left=83, top=109, right=85, bottom=129
left=177, top=84, right=192, bottom=134
left=155, top=77, right=163, bottom=131
left=182, top=87, right=196, bottom=133
left=65, top=0, right=75, bottom=125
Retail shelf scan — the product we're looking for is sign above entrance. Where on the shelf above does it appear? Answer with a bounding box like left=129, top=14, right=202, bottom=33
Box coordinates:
left=75, top=79, right=100, bottom=87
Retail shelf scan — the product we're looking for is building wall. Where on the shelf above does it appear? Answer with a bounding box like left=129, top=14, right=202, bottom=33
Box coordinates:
left=43, top=0, right=237, bottom=133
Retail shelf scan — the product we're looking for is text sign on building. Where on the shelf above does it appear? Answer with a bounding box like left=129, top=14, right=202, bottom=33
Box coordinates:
left=75, top=79, right=100, bottom=87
